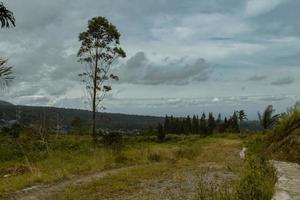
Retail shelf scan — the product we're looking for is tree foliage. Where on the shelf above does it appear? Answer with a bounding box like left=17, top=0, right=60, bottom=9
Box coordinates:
left=77, top=16, right=126, bottom=141
left=0, top=59, right=13, bottom=88
left=0, top=2, right=15, bottom=28
left=0, top=2, right=15, bottom=88
left=157, top=111, right=248, bottom=136
left=258, top=105, right=280, bottom=131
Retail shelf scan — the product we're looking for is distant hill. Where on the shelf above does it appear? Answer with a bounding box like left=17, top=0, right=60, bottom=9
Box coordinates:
left=0, top=100, right=14, bottom=106
left=0, top=100, right=262, bottom=132
left=0, top=102, right=163, bottom=130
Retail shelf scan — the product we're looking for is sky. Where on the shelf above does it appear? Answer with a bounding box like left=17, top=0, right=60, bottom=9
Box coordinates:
left=0, top=0, right=300, bottom=119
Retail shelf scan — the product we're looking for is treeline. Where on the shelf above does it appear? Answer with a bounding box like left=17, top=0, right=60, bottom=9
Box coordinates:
left=151, top=110, right=248, bottom=136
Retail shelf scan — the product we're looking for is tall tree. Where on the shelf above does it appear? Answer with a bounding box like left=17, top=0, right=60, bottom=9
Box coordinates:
left=258, top=105, right=280, bottom=132
left=0, top=2, right=15, bottom=88
left=77, top=17, right=126, bottom=141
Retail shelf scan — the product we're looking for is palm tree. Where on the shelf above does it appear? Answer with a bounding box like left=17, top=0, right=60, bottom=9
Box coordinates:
left=0, top=2, right=15, bottom=28
left=236, top=110, right=248, bottom=133
left=258, top=105, right=280, bottom=132
left=0, top=2, right=15, bottom=88
left=0, top=59, right=13, bottom=87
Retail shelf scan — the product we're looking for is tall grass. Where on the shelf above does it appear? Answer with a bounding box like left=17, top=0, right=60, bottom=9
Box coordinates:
left=194, top=156, right=276, bottom=200
left=268, top=108, right=300, bottom=143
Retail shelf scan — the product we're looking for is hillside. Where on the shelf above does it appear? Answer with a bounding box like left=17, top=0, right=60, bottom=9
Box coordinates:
left=0, top=101, right=163, bottom=130
left=0, top=100, right=14, bottom=106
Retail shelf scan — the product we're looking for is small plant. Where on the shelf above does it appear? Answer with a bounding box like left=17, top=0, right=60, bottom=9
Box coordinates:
left=194, top=172, right=233, bottom=200
left=147, top=152, right=162, bottom=162
left=1, top=122, right=22, bottom=138
left=173, top=146, right=197, bottom=160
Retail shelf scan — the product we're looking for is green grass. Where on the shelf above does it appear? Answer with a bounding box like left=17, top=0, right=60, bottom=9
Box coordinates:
left=0, top=134, right=277, bottom=200
left=0, top=134, right=233, bottom=197
left=50, top=137, right=244, bottom=200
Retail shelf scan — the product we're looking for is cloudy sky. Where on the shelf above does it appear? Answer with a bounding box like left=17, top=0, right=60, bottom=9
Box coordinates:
left=1, top=0, right=300, bottom=119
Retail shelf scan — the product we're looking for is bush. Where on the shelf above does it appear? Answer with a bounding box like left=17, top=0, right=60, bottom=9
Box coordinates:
left=194, top=156, right=276, bottom=200
left=235, top=156, right=276, bottom=200
left=1, top=123, right=22, bottom=138
left=101, top=132, right=123, bottom=146
left=268, top=108, right=300, bottom=143
left=157, top=123, right=165, bottom=142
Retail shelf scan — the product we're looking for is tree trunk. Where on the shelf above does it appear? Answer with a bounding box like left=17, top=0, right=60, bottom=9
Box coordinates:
left=92, top=52, right=98, bottom=143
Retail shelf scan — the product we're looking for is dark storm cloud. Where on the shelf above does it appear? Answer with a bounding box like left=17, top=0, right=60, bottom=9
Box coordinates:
left=248, top=75, right=267, bottom=81
left=259, top=96, right=287, bottom=102
left=115, top=52, right=212, bottom=85
left=271, top=76, right=294, bottom=86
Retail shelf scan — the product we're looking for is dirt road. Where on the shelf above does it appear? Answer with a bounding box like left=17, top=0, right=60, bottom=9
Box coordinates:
left=272, top=161, right=300, bottom=200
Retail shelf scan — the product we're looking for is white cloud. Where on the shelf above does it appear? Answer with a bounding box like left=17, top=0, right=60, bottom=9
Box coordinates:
left=245, top=0, right=287, bottom=17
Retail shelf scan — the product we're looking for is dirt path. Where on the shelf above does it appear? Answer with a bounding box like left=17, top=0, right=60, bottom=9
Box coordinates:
left=6, top=166, right=137, bottom=200
left=110, top=163, right=237, bottom=200
left=272, top=161, right=300, bottom=200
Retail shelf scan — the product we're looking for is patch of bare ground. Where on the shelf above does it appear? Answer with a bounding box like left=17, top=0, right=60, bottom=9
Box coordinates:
left=111, top=163, right=237, bottom=200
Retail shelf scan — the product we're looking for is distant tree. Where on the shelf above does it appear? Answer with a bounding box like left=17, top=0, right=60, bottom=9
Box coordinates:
left=157, top=123, right=165, bottom=142
left=170, top=115, right=175, bottom=133
left=192, top=115, right=199, bottom=134
left=207, top=113, right=216, bottom=134
left=185, top=115, right=192, bottom=134
left=0, top=2, right=15, bottom=88
left=164, top=115, right=170, bottom=133
left=230, top=111, right=240, bottom=133
left=77, top=16, right=126, bottom=142
left=236, top=110, right=248, bottom=133
left=0, top=2, right=15, bottom=28
left=199, top=113, right=207, bottom=136
left=224, top=117, right=228, bottom=127
left=216, top=113, right=222, bottom=125
left=258, top=105, right=280, bottom=132
left=145, top=125, right=154, bottom=136
left=70, top=116, right=82, bottom=134
left=174, top=118, right=180, bottom=134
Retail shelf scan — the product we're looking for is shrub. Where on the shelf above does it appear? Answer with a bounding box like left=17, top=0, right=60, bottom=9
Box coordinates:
left=147, top=152, right=162, bottom=162
left=101, top=132, right=123, bottom=146
left=194, top=156, right=276, bottom=200
left=235, top=156, right=276, bottom=200
left=157, top=123, right=165, bottom=142
left=1, top=123, right=22, bottom=138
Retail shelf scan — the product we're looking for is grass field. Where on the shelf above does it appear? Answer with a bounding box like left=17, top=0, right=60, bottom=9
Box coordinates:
left=0, top=134, right=276, bottom=199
